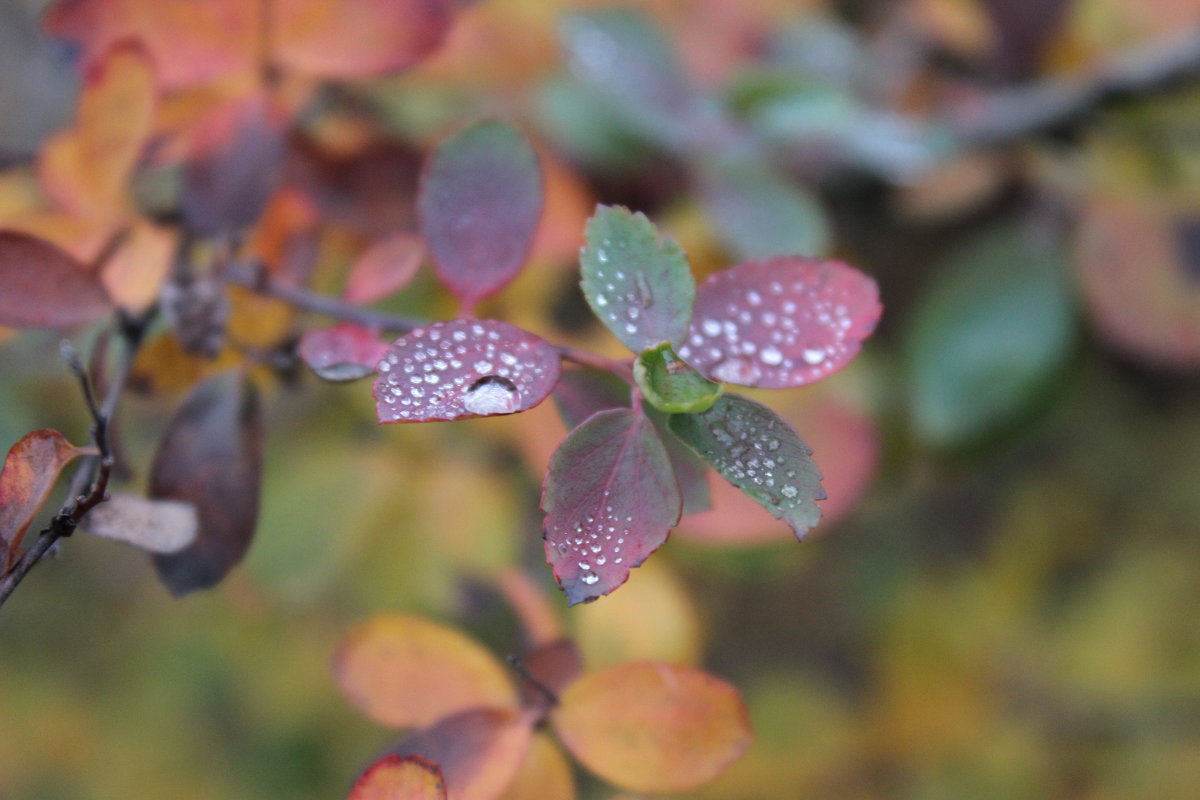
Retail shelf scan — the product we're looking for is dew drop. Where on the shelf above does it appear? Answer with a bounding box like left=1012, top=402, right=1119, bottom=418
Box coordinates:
left=581, top=571, right=600, bottom=585
left=701, top=319, right=722, bottom=337
left=781, top=485, right=798, bottom=499
left=595, top=294, right=608, bottom=307
left=463, top=375, right=519, bottom=415
left=474, top=360, right=494, bottom=373
left=802, top=348, right=825, bottom=365
left=597, top=249, right=609, bottom=263
left=759, top=346, right=783, bottom=366
left=711, top=357, right=762, bottom=385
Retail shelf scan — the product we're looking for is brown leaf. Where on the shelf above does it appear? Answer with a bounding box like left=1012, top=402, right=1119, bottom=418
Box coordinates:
left=334, top=614, right=518, bottom=728
left=553, top=662, right=752, bottom=793
left=348, top=755, right=447, bottom=800
left=149, top=371, right=263, bottom=595
left=0, top=231, right=112, bottom=328
left=385, top=708, right=534, bottom=800
left=80, top=493, right=198, bottom=554
left=0, top=430, right=95, bottom=562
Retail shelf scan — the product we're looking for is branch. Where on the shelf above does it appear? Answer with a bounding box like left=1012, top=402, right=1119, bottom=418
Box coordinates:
left=948, top=27, right=1200, bottom=147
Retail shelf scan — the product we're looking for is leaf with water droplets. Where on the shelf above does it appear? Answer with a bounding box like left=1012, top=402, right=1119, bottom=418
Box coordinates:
left=677, top=256, right=880, bottom=388
left=0, top=231, right=112, bottom=328
left=541, top=408, right=681, bottom=605
left=373, top=319, right=561, bottom=423
left=348, top=755, right=446, bottom=800
left=634, top=342, right=722, bottom=414
left=299, top=322, right=390, bottom=382
left=669, top=394, right=824, bottom=539
left=580, top=205, right=695, bottom=353
left=0, top=429, right=96, bottom=563
left=552, top=662, right=752, bottom=793
left=419, top=120, right=543, bottom=309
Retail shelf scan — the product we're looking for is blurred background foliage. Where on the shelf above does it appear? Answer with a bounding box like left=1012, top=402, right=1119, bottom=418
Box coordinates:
left=3, top=0, right=1200, bottom=798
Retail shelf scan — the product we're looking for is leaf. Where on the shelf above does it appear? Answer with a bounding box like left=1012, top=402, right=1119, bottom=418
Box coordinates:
left=553, top=662, right=752, bottom=793
left=299, top=323, right=391, bottom=382
left=699, top=158, right=830, bottom=260
left=334, top=613, right=517, bottom=728
left=374, top=319, right=561, bottom=423
left=271, top=0, right=454, bottom=79
left=43, top=0, right=260, bottom=91
left=634, top=342, right=722, bottom=414
left=541, top=408, right=682, bottom=605
left=907, top=224, right=1076, bottom=446
left=669, top=394, right=824, bottom=539
left=498, top=734, right=575, bottom=800
left=0, top=231, right=112, bottom=328
left=99, top=220, right=174, bottom=313
left=149, top=371, right=264, bottom=596
left=677, top=256, right=880, bottom=388
left=343, top=233, right=425, bottom=305
left=551, top=368, right=630, bottom=431
left=385, top=708, right=534, bottom=800
left=579, top=205, right=695, bottom=353
left=645, top=406, right=710, bottom=515
left=0, top=430, right=94, bottom=560
left=418, top=120, right=543, bottom=309
left=180, top=91, right=287, bottom=237
left=37, top=40, right=156, bottom=219
left=517, top=639, right=584, bottom=708
left=559, top=9, right=705, bottom=149
left=349, top=755, right=447, bottom=800
left=80, top=493, right=197, bottom=553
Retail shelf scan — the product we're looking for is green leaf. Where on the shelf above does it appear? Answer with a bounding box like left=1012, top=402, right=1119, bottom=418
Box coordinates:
left=670, top=394, right=823, bottom=538
left=906, top=225, right=1077, bottom=447
left=634, top=342, right=722, bottom=413
left=580, top=205, right=695, bottom=353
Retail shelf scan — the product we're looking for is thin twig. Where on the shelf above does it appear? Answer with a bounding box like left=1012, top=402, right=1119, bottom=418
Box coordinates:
left=506, top=654, right=559, bottom=710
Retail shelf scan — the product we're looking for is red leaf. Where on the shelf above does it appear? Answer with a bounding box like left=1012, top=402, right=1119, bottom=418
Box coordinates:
left=0, top=430, right=94, bottom=563
left=418, top=120, right=543, bottom=309
left=271, top=0, right=454, bottom=79
left=299, top=323, right=390, bottom=382
left=343, top=233, right=425, bottom=305
left=384, top=708, right=534, bottom=800
left=149, top=371, right=263, bottom=596
left=0, top=231, right=112, bottom=328
left=518, top=639, right=584, bottom=709
left=181, top=91, right=287, bottom=237
left=349, top=755, right=446, bottom=800
left=677, top=257, right=881, bottom=388
left=373, top=320, right=561, bottom=423
left=541, top=408, right=682, bottom=605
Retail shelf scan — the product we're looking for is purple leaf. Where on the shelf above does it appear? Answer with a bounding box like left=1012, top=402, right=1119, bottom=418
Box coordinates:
left=551, top=367, right=630, bottom=430
left=299, top=322, right=390, bottom=382
left=150, top=371, right=264, bottom=596
left=677, top=256, right=881, bottom=388
left=669, top=394, right=824, bottom=538
left=0, top=231, right=112, bottom=328
left=418, top=120, right=543, bottom=309
left=542, top=408, right=681, bottom=605
left=374, top=319, right=561, bottom=423
left=579, top=205, right=694, bottom=353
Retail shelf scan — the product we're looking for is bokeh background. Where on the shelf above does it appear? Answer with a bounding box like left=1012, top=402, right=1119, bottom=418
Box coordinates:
left=3, top=0, right=1200, bottom=798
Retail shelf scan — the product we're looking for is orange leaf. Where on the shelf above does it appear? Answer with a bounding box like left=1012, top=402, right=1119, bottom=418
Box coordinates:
left=494, top=567, right=564, bottom=647
left=270, top=0, right=455, bottom=79
left=349, top=755, right=447, bottom=800
left=0, top=430, right=95, bottom=561
left=553, top=662, right=752, bottom=794
left=100, top=221, right=174, bottom=313
left=499, top=734, right=575, bottom=800
left=38, top=40, right=156, bottom=219
left=343, top=232, right=425, bottom=305
left=386, top=708, right=534, bottom=800
left=334, top=614, right=517, bottom=728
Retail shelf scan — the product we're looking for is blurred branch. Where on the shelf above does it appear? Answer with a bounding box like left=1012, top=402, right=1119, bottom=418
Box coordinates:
left=948, top=27, right=1200, bottom=146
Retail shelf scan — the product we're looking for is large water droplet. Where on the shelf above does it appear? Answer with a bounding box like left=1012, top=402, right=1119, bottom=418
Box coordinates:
left=463, top=375, right=519, bottom=415
left=701, top=319, right=721, bottom=337
left=759, top=346, right=783, bottom=365
left=581, top=571, right=600, bottom=585
left=802, top=348, right=825, bottom=365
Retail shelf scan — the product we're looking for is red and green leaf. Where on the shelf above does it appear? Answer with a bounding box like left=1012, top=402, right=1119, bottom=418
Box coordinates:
left=669, top=394, right=824, bottom=538
left=541, top=408, right=681, bottom=605
left=373, top=320, right=561, bottom=423
left=418, top=120, right=543, bottom=310
left=348, top=755, right=446, bottom=800
left=0, top=429, right=95, bottom=563
left=0, top=231, right=112, bottom=328
left=299, top=323, right=390, bottom=382
left=149, top=371, right=264, bottom=595
left=676, top=256, right=880, bottom=387
left=579, top=205, right=694, bottom=353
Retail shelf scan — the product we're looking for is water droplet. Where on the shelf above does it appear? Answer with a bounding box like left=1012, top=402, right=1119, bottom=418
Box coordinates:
left=595, top=294, right=608, bottom=307
left=759, top=346, right=783, bottom=365
left=463, top=375, right=519, bottom=415
left=474, top=360, right=494, bottom=373
left=624, top=322, right=637, bottom=334
left=766, top=438, right=780, bottom=451
left=701, top=319, right=722, bottom=337
left=746, top=290, right=762, bottom=306
left=781, top=485, right=798, bottom=499
left=802, top=348, right=825, bottom=365
left=597, top=249, right=609, bottom=263
left=581, top=571, right=600, bottom=585
left=712, top=357, right=762, bottom=384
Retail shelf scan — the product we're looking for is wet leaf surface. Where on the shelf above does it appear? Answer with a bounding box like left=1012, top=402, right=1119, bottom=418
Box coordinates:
left=550, top=368, right=630, bottom=431
left=0, top=231, right=112, bottom=328
left=149, top=371, right=263, bottom=596
left=0, top=429, right=94, bottom=563
left=542, top=408, right=681, bottom=605
left=579, top=205, right=694, bottom=353
left=670, top=394, right=824, bottom=539
left=348, top=755, right=446, bottom=800
left=334, top=613, right=517, bottom=728
left=677, top=256, right=880, bottom=388
left=553, top=662, right=752, bottom=793
left=80, top=493, right=197, bottom=554
left=373, top=319, right=561, bottom=423
left=418, top=120, right=542, bottom=309
left=299, top=323, right=390, bottom=383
